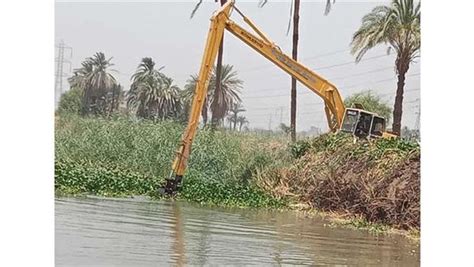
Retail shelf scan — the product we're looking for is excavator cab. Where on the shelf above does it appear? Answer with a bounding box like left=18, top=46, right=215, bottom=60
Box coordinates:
left=340, top=108, right=386, bottom=138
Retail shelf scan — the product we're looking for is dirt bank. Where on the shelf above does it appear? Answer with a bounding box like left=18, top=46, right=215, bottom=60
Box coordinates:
left=256, top=134, right=420, bottom=230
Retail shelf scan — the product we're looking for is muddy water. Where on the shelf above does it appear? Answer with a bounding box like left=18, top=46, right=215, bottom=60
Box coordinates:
left=55, top=197, right=419, bottom=266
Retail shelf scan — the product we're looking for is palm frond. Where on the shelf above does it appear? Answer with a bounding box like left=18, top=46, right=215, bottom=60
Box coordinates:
left=286, top=0, right=294, bottom=36
left=190, top=0, right=203, bottom=19
left=258, top=0, right=268, bottom=8
left=324, top=0, right=336, bottom=16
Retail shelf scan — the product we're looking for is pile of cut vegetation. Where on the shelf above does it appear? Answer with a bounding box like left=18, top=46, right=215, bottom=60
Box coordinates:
left=256, top=133, right=420, bottom=230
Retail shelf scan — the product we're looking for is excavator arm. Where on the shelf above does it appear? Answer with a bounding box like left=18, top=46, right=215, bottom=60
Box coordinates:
left=225, top=8, right=345, bottom=131
left=163, top=0, right=352, bottom=194
left=162, top=2, right=232, bottom=194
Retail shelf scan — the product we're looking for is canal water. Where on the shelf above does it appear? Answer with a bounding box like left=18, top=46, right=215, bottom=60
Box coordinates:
left=55, top=197, right=419, bottom=266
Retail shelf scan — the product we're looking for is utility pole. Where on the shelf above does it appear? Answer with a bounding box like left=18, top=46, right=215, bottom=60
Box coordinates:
left=290, top=0, right=300, bottom=142
left=278, top=106, right=284, bottom=124
left=414, top=104, right=420, bottom=140
left=268, top=113, right=273, bottom=131
left=414, top=104, right=420, bottom=131
left=55, top=40, right=72, bottom=108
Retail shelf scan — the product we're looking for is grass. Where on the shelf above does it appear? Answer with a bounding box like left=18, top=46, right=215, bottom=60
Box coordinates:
left=55, top=114, right=289, bottom=208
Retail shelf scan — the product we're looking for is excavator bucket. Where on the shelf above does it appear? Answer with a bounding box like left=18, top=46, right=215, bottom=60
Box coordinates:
left=158, top=175, right=183, bottom=196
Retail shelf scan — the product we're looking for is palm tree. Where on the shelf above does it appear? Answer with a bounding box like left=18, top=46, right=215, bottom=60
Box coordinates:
left=86, top=53, right=117, bottom=115
left=127, top=57, right=182, bottom=120
left=156, top=75, right=182, bottom=119
left=208, top=64, right=243, bottom=126
left=183, top=74, right=209, bottom=125
left=184, top=64, right=243, bottom=127
left=259, top=0, right=336, bottom=142
left=128, top=57, right=157, bottom=117
left=68, top=61, right=92, bottom=92
left=227, top=103, right=246, bottom=130
left=226, top=115, right=236, bottom=130
left=69, top=52, right=117, bottom=115
left=108, top=83, right=123, bottom=114
left=191, top=0, right=228, bottom=128
left=237, top=115, right=249, bottom=131
left=350, top=0, right=420, bottom=135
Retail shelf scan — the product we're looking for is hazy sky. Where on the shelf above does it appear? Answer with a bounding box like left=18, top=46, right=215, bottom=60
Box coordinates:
left=55, top=0, right=420, bottom=132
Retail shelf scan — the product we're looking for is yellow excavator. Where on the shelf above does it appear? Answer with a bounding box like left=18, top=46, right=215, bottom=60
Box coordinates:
left=162, top=0, right=395, bottom=194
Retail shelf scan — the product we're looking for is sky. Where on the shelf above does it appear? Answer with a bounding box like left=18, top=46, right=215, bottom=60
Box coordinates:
left=55, top=0, right=420, bottom=132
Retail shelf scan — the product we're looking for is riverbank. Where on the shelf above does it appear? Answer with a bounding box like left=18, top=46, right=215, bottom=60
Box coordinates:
left=255, top=133, right=420, bottom=231
left=288, top=203, right=420, bottom=242
left=55, top=115, right=420, bottom=239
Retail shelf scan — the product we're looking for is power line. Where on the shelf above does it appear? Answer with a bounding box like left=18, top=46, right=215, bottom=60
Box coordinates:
left=330, top=66, right=394, bottom=81
left=242, top=66, right=418, bottom=98
left=244, top=73, right=420, bottom=100
left=239, top=48, right=349, bottom=73
left=315, top=54, right=390, bottom=71
left=339, top=73, right=420, bottom=90
left=246, top=87, right=420, bottom=114
left=405, top=98, right=420, bottom=104
left=379, top=87, right=420, bottom=97
left=242, top=65, right=395, bottom=96
left=242, top=53, right=392, bottom=80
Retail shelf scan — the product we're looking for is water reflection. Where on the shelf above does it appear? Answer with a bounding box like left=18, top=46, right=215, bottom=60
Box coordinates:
left=170, top=201, right=185, bottom=266
left=55, top=197, right=419, bottom=266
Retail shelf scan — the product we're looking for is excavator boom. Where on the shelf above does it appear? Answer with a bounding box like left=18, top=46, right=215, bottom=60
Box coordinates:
left=224, top=10, right=345, bottom=131
left=162, top=2, right=232, bottom=194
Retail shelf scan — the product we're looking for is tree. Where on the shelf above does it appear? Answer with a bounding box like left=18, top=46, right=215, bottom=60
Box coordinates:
left=183, top=74, right=208, bottom=125
left=157, top=75, right=182, bottom=119
left=350, top=0, right=420, bottom=135
left=108, top=83, right=123, bottom=115
left=344, top=90, right=392, bottom=123
left=128, top=57, right=158, bottom=118
left=237, top=116, right=249, bottom=131
left=209, top=66, right=243, bottom=126
left=69, top=52, right=117, bottom=116
left=127, top=57, right=182, bottom=120
left=227, top=103, right=246, bottom=130
left=259, top=0, right=336, bottom=142
left=84, top=52, right=117, bottom=115
left=184, top=64, right=243, bottom=127
left=279, top=123, right=291, bottom=135
left=191, top=0, right=228, bottom=128
left=226, top=115, right=235, bottom=130
left=57, top=87, right=82, bottom=115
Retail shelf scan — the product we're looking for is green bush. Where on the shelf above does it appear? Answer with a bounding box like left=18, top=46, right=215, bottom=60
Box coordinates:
left=57, top=87, right=82, bottom=115
left=289, top=139, right=311, bottom=158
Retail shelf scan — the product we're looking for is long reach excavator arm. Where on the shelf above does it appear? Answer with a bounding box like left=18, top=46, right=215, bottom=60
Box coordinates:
left=162, top=0, right=391, bottom=194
